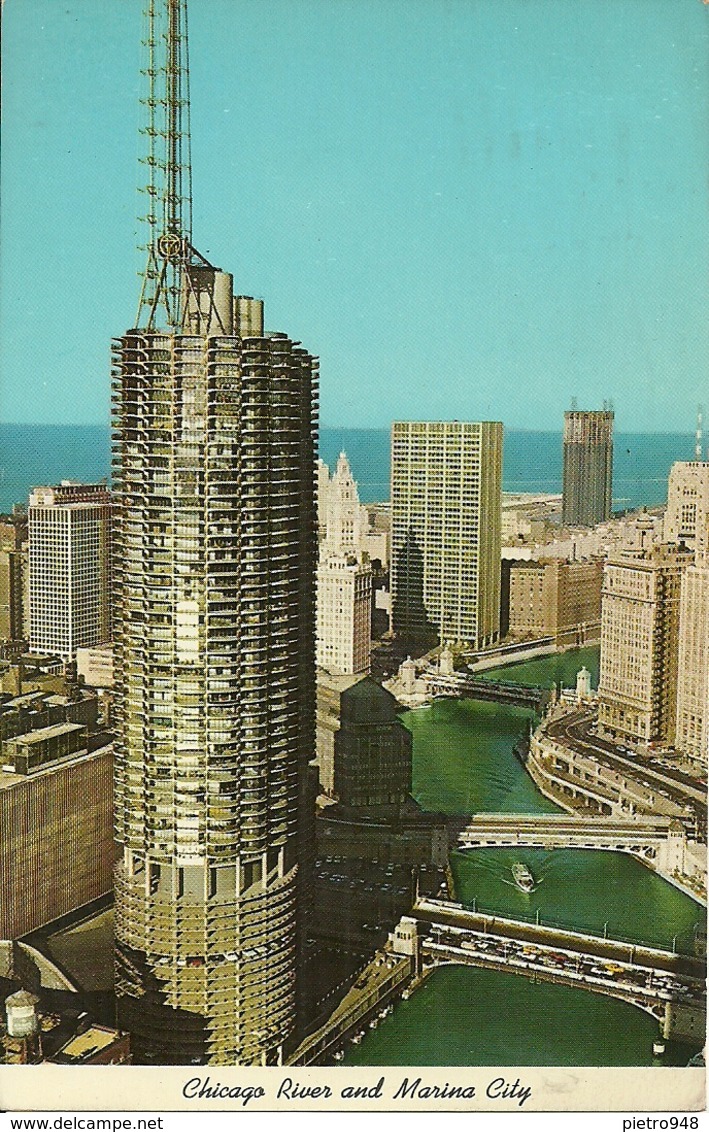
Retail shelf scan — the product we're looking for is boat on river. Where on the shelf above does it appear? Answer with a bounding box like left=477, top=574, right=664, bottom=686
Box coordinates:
left=512, top=862, right=535, bottom=893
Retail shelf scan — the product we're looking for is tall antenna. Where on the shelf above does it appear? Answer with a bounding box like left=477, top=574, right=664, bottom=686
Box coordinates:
left=696, top=404, right=704, bottom=461
left=136, top=0, right=203, bottom=330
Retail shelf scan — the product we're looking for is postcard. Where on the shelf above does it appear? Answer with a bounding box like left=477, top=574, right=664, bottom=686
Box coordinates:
left=0, top=0, right=706, bottom=1120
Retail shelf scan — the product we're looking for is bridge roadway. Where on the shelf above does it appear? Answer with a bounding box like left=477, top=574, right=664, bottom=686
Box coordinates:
left=424, top=670, right=545, bottom=709
left=412, top=897, right=704, bottom=976
left=457, top=813, right=684, bottom=869
left=408, top=898, right=706, bottom=1040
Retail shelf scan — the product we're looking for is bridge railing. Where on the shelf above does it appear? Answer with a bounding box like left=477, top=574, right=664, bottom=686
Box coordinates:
left=423, top=898, right=700, bottom=959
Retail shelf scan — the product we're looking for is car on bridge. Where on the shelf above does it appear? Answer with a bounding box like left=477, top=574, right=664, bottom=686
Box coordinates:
left=540, top=954, right=563, bottom=968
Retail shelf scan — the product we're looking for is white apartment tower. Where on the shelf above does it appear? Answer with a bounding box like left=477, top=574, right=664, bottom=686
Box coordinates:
left=391, top=421, right=502, bottom=647
left=28, top=483, right=112, bottom=660
left=113, top=289, right=317, bottom=1067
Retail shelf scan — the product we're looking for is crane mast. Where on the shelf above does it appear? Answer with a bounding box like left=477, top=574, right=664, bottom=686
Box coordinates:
left=137, top=0, right=205, bottom=330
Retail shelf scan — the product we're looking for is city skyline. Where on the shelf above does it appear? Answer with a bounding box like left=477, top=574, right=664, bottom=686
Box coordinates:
left=2, top=0, right=708, bottom=432
left=0, top=0, right=707, bottom=1093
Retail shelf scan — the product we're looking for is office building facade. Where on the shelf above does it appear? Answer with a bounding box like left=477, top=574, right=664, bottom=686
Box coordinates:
left=315, top=673, right=412, bottom=816
left=675, top=550, right=709, bottom=766
left=0, top=515, right=28, bottom=646
left=598, top=545, right=689, bottom=745
left=28, top=484, right=111, bottom=660
left=391, top=421, right=502, bottom=647
left=664, top=461, right=709, bottom=554
left=321, top=452, right=369, bottom=557
left=562, top=410, right=614, bottom=527
left=316, top=452, right=372, bottom=675
left=507, top=557, right=603, bottom=644
left=0, top=686, right=113, bottom=940
left=316, top=555, right=371, bottom=676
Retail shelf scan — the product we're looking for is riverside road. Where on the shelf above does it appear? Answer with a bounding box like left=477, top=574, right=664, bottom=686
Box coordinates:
left=543, top=708, right=706, bottom=834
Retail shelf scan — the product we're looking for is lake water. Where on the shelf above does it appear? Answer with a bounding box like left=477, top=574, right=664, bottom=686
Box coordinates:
left=0, top=424, right=694, bottom=512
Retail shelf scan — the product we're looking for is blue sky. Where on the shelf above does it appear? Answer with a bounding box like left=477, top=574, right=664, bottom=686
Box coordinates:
left=1, top=0, right=707, bottom=431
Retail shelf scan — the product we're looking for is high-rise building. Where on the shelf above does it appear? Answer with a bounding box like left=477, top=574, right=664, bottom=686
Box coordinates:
left=322, top=452, right=369, bottom=557
left=598, top=545, right=690, bottom=745
left=664, top=461, right=709, bottom=553
left=0, top=514, right=28, bottom=645
left=316, top=452, right=372, bottom=675
left=315, top=673, right=412, bottom=817
left=318, top=451, right=388, bottom=564
left=316, top=459, right=331, bottom=542
left=111, top=1, right=317, bottom=1066
left=562, top=410, right=614, bottom=527
left=507, top=557, right=603, bottom=645
left=28, top=484, right=111, bottom=660
left=316, top=555, right=372, bottom=675
left=675, top=559, right=709, bottom=766
left=391, top=421, right=502, bottom=647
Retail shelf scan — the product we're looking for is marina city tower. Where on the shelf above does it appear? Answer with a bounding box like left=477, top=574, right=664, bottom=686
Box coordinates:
left=112, top=0, right=317, bottom=1064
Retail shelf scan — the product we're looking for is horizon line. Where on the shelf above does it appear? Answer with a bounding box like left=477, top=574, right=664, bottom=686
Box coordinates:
left=0, top=422, right=701, bottom=439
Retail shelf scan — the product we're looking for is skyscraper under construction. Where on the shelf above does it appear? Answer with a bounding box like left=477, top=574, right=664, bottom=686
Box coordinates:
left=111, top=0, right=317, bottom=1064
left=562, top=409, right=614, bottom=527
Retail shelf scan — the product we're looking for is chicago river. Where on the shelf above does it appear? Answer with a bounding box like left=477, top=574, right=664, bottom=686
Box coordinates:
left=345, top=647, right=705, bottom=1067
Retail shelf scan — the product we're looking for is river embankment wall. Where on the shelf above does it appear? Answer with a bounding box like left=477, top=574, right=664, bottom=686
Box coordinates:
left=469, top=637, right=600, bottom=673
left=525, top=729, right=707, bottom=907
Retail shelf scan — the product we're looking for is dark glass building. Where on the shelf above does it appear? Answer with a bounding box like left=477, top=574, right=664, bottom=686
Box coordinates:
left=562, top=409, right=614, bottom=527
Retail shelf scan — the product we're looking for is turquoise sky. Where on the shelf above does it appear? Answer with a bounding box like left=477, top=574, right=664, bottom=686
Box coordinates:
left=1, top=0, right=707, bottom=430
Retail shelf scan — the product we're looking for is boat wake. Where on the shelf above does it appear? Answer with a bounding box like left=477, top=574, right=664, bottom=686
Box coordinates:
left=499, top=875, right=543, bottom=893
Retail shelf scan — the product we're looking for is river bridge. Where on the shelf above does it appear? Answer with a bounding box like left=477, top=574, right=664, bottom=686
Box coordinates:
left=457, top=813, right=688, bottom=874
left=393, top=897, right=706, bottom=1044
left=423, top=670, right=548, bottom=710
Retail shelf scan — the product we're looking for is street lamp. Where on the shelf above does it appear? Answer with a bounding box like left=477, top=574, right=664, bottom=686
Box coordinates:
left=603, top=921, right=609, bottom=940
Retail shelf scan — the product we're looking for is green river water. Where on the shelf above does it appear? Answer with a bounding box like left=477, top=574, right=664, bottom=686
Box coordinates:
left=345, top=647, right=705, bottom=1067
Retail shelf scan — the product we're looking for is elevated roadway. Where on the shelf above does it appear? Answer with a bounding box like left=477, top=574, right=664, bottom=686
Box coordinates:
left=543, top=708, right=706, bottom=823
